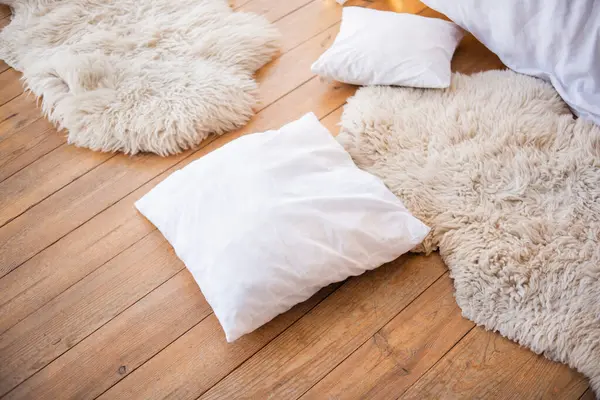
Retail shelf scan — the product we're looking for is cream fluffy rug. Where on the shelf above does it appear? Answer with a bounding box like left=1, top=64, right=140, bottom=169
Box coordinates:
left=338, top=70, right=600, bottom=393
left=0, top=0, right=279, bottom=155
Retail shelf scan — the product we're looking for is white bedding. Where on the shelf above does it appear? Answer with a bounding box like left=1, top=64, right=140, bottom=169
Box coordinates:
left=422, top=0, right=600, bottom=125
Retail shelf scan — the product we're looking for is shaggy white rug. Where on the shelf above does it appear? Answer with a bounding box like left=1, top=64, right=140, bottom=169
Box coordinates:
left=0, top=0, right=279, bottom=155
left=338, top=70, right=600, bottom=394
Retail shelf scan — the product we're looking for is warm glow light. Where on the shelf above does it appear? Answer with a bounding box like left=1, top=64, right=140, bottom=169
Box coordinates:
left=386, top=0, right=427, bottom=13
left=388, top=0, right=406, bottom=12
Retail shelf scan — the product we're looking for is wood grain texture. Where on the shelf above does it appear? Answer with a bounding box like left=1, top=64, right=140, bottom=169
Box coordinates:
left=402, top=327, right=589, bottom=399
left=0, top=178, right=157, bottom=335
left=200, top=255, right=447, bottom=400
left=97, top=283, right=341, bottom=400
left=0, top=94, right=44, bottom=142
left=0, top=120, right=63, bottom=182
left=0, top=144, right=111, bottom=227
left=237, top=0, right=314, bottom=28
left=0, top=233, right=182, bottom=396
left=301, top=273, right=475, bottom=400
left=102, top=255, right=445, bottom=400
left=0, top=150, right=185, bottom=278
left=4, top=272, right=212, bottom=400
left=0, top=69, right=23, bottom=107
left=273, top=0, right=398, bottom=53
left=320, top=105, right=344, bottom=135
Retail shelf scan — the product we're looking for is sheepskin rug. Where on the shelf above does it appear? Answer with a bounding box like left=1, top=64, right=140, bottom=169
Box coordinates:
left=338, top=70, right=600, bottom=394
left=0, top=0, right=279, bottom=155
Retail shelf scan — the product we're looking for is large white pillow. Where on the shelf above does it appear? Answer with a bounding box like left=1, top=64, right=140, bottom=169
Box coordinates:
left=135, top=113, right=430, bottom=342
left=311, top=7, right=464, bottom=88
left=421, top=0, right=600, bottom=125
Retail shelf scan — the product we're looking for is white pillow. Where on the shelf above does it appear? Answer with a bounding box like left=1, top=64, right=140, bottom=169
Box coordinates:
left=311, top=7, right=464, bottom=88
left=135, top=113, right=430, bottom=342
left=421, top=0, right=600, bottom=125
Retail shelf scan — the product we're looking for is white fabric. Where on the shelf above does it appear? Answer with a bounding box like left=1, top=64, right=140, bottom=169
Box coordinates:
left=421, top=0, right=600, bottom=125
left=311, top=7, right=464, bottom=88
left=135, top=113, right=430, bottom=342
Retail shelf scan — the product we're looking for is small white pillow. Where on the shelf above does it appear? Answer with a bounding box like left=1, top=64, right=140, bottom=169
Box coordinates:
left=135, top=113, right=430, bottom=342
left=311, top=7, right=464, bottom=88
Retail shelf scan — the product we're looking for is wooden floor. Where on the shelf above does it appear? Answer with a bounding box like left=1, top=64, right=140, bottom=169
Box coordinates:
left=0, top=1, right=593, bottom=399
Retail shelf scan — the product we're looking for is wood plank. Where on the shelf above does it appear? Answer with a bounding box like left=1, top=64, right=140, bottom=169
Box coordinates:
left=197, top=254, right=446, bottom=400
left=275, top=0, right=426, bottom=53
left=0, top=180, right=157, bottom=335
left=0, top=120, right=63, bottom=182
left=301, top=273, right=475, bottom=400
left=511, top=352, right=590, bottom=399
left=240, top=0, right=366, bottom=56
left=0, top=76, right=358, bottom=395
left=0, top=232, right=182, bottom=396
left=102, top=254, right=446, bottom=400
left=7, top=277, right=339, bottom=400
left=237, top=0, right=314, bottom=24
left=4, top=271, right=213, bottom=400
left=0, top=3, right=560, bottom=397
left=0, top=144, right=111, bottom=227
left=401, top=327, right=589, bottom=399
left=0, top=1, right=351, bottom=278
left=0, top=69, right=24, bottom=107
left=274, top=0, right=349, bottom=53
left=0, top=150, right=188, bottom=278
left=320, top=105, right=344, bottom=136
left=0, top=94, right=44, bottom=141
left=257, top=23, right=340, bottom=108
left=99, top=284, right=341, bottom=400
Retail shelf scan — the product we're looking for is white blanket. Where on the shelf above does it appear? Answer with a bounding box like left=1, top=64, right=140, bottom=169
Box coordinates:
left=422, top=0, right=600, bottom=125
